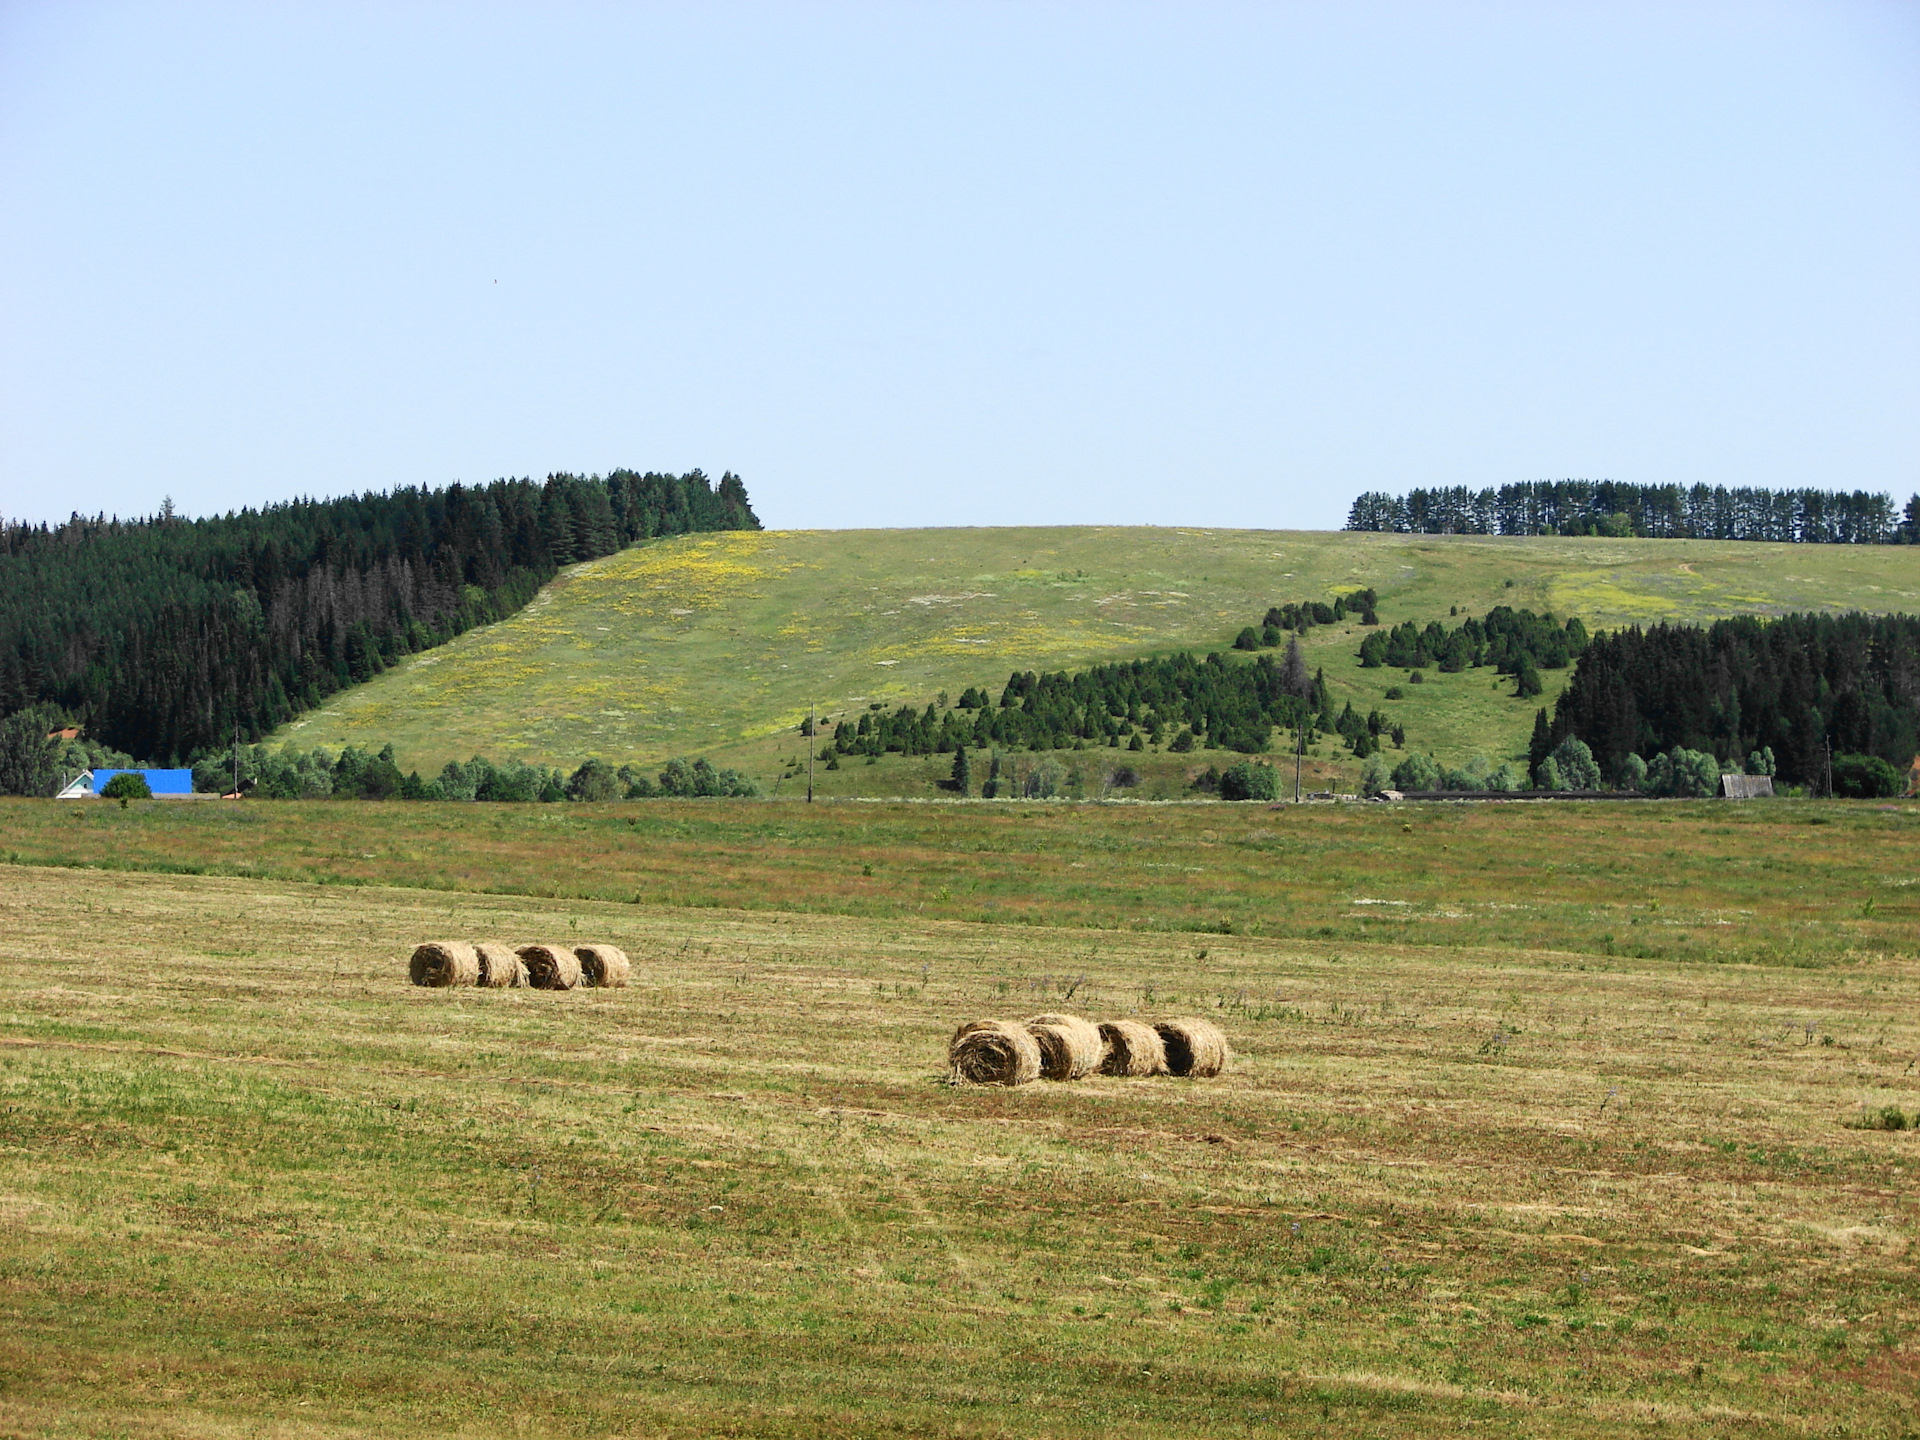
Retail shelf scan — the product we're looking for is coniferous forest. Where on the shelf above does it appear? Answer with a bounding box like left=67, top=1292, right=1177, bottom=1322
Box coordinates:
left=0, top=470, right=757, bottom=763
left=1544, top=612, right=1920, bottom=787
left=1346, top=481, right=1918, bottom=543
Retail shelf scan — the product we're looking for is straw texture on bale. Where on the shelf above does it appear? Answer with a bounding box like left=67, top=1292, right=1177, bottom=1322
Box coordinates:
left=1097, top=1019, right=1169, bottom=1077
left=1024, top=1013, right=1106, bottom=1081
left=474, top=943, right=525, bottom=989
left=516, top=943, right=583, bottom=991
left=1153, top=1018, right=1231, bottom=1078
left=948, top=1019, right=1041, bottom=1087
left=408, top=941, right=479, bottom=988
left=574, top=944, right=631, bottom=988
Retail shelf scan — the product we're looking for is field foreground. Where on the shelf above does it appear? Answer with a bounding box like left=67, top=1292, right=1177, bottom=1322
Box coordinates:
left=1, top=804, right=1918, bottom=1436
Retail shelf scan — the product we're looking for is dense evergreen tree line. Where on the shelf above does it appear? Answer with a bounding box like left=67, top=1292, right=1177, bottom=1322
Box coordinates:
left=1542, top=612, right=1920, bottom=788
left=1346, top=481, right=1916, bottom=544
left=0, top=470, right=758, bottom=762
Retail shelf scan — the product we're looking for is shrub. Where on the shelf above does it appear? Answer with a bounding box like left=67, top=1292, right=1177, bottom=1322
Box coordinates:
left=1022, top=757, right=1067, bottom=799
left=1617, top=752, right=1649, bottom=792
left=1169, top=728, right=1196, bottom=753
left=99, top=772, right=151, bottom=800
left=1360, top=754, right=1393, bottom=797
left=1219, top=761, right=1279, bottom=801
left=565, top=757, right=621, bottom=802
left=1390, top=753, right=1442, bottom=791
left=334, top=745, right=406, bottom=800
left=1832, top=754, right=1901, bottom=799
left=1440, top=756, right=1520, bottom=792
left=1645, top=748, right=1719, bottom=798
left=1851, top=1105, right=1912, bottom=1132
left=475, top=758, right=547, bottom=802
left=1545, top=737, right=1602, bottom=791
left=658, top=757, right=759, bottom=798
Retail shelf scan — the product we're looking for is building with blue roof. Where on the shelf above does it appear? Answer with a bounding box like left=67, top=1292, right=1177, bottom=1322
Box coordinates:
left=55, top=769, right=201, bottom=799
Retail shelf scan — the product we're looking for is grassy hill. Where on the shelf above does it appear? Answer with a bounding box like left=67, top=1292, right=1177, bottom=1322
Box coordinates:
left=274, top=526, right=1920, bottom=793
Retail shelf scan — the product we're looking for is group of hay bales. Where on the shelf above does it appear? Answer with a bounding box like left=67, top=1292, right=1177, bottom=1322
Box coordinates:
left=949, top=1013, right=1228, bottom=1086
left=407, top=941, right=630, bottom=991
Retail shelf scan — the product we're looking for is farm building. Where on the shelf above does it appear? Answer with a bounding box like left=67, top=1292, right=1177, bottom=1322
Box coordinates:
left=1719, top=774, right=1774, bottom=800
left=55, top=769, right=201, bottom=799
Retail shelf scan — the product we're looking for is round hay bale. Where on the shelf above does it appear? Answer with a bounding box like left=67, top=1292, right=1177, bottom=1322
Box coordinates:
left=474, top=943, right=525, bottom=989
left=516, top=943, right=582, bottom=991
left=1024, top=1013, right=1105, bottom=1080
left=574, top=944, right=630, bottom=988
left=408, top=941, right=479, bottom=988
left=948, top=1019, right=1041, bottom=1086
left=1097, top=1019, right=1168, bottom=1076
left=1152, top=1018, right=1230, bottom=1078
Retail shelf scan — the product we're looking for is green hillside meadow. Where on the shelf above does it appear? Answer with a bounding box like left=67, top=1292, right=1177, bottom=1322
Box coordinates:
left=276, top=527, right=1920, bottom=793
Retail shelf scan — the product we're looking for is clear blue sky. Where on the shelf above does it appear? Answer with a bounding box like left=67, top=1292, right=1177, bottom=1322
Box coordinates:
left=2, top=1, right=1915, bottom=531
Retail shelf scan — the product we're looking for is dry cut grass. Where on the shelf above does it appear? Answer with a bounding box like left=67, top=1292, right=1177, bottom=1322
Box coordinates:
left=0, top=855, right=1914, bottom=1437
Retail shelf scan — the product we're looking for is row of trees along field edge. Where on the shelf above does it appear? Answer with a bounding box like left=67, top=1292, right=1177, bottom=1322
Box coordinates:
left=1346, top=480, right=1920, bottom=543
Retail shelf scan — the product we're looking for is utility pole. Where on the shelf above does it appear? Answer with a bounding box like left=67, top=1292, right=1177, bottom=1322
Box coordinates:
left=232, top=724, right=241, bottom=798
left=807, top=703, right=816, bottom=804
left=1294, top=720, right=1304, bottom=803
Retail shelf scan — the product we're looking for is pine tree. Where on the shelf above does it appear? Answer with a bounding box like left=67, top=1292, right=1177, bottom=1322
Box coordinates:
left=951, top=746, right=972, bottom=797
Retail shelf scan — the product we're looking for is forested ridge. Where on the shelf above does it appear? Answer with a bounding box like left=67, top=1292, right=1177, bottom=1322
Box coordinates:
left=1347, top=481, right=1918, bottom=543
left=1545, top=612, right=1920, bottom=788
left=0, top=470, right=757, bottom=762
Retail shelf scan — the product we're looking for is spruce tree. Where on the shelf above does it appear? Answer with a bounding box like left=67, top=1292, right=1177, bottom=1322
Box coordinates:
left=1280, top=637, right=1311, bottom=698
left=1528, top=708, right=1553, bottom=777
left=951, top=746, right=972, bottom=796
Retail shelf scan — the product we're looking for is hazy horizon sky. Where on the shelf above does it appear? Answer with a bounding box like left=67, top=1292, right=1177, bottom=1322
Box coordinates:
left=2, top=1, right=1915, bottom=531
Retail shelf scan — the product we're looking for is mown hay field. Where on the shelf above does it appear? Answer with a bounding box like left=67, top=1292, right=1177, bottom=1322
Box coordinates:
left=268, top=526, right=1920, bottom=789
left=0, top=799, right=1916, bottom=1436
